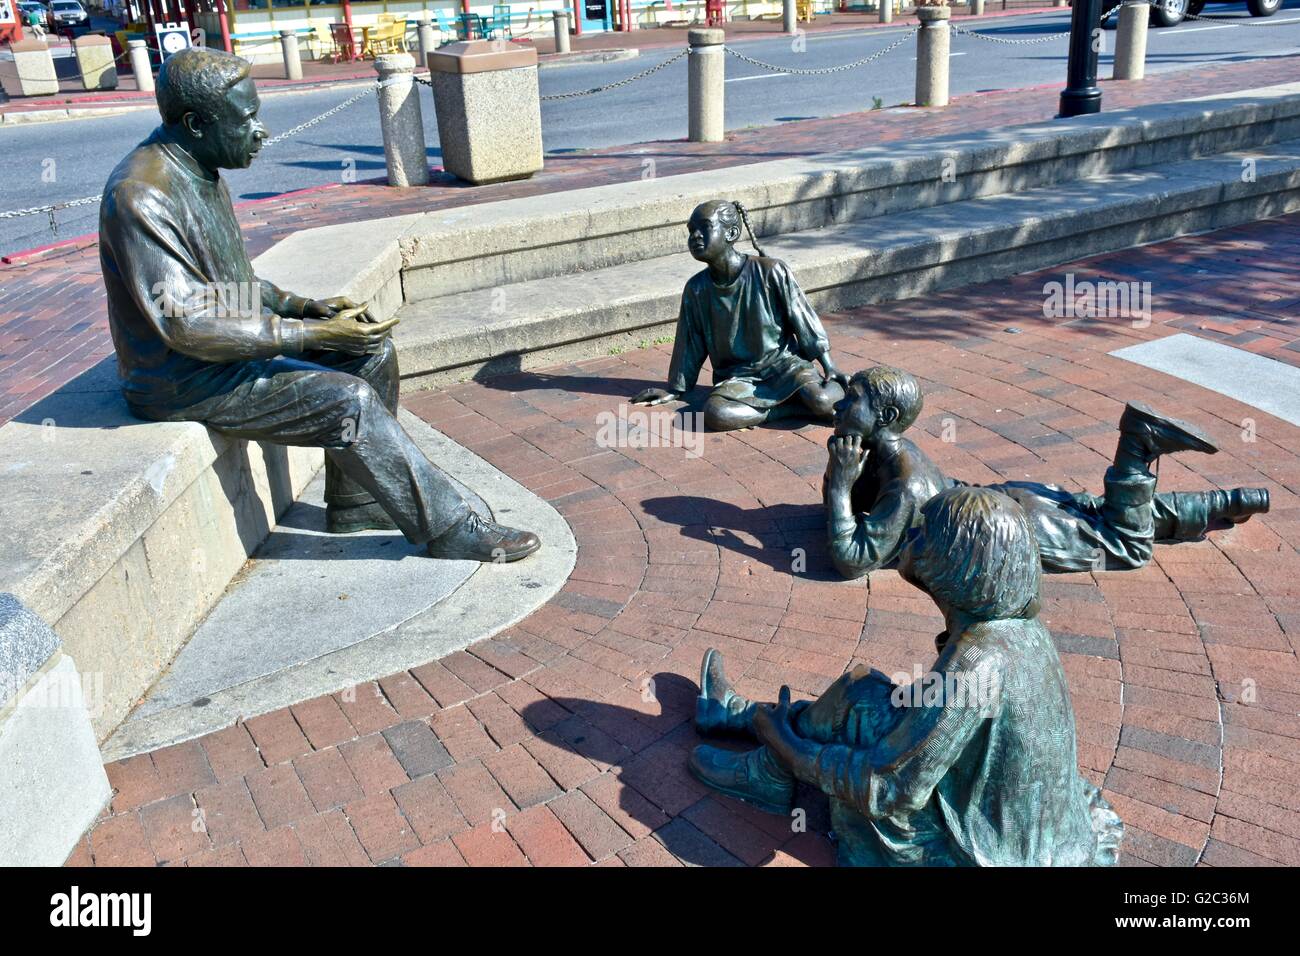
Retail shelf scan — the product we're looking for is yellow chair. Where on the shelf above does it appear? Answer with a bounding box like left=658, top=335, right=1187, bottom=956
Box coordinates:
left=364, top=19, right=409, bottom=57
left=797, top=0, right=815, bottom=21
left=309, top=20, right=336, bottom=60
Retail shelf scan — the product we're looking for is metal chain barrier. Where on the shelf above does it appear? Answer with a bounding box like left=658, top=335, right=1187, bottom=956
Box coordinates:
left=724, top=27, right=918, bottom=74
left=261, top=82, right=378, bottom=147
left=951, top=3, right=1127, bottom=43
left=536, top=48, right=688, bottom=101
left=0, top=83, right=379, bottom=231
left=1175, top=3, right=1300, bottom=25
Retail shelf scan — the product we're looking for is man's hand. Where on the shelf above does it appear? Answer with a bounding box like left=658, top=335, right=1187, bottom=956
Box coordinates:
left=630, top=386, right=682, bottom=406
left=827, top=434, right=867, bottom=486
left=304, top=311, right=400, bottom=356
left=304, top=296, right=377, bottom=324
left=753, top=686, right=816, bottom=774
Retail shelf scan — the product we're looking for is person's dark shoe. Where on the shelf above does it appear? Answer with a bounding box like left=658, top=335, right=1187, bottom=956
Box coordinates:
left=326, top=500, right=398, bottom=534
left=1119, top=401, right=1219, bottom=463
left=688, top=744, right=795, bottom=816
left=426, top=510, right=541, bottom=563
left=696, top=648, right=757, bottom=737
left=1209, top=487, right=1270, bottom=524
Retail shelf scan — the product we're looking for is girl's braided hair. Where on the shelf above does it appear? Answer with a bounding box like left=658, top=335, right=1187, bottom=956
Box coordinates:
left=714, top=199, right=767, bottom=258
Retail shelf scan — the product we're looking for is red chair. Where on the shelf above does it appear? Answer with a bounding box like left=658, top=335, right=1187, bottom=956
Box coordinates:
left=329, top=21, right=360, bottom=63
left=705, top=0, right=724, bottom=26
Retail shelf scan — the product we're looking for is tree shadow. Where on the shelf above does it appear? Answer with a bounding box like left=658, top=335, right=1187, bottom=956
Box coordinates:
left=519, top=670, right=834, bottom=866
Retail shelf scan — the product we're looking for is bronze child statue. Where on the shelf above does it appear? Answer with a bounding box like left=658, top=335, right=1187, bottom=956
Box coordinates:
left=690, top=486, right=1125, bottom=866
left=630, top=200, right=849, bottom=431
left=99, top=48, right=539, bottom=564
left=823, top=366, right=1268, bottom=580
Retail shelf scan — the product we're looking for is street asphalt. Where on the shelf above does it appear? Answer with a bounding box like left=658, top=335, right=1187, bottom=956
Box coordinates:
left=1, top=3, right=1299, bottom=255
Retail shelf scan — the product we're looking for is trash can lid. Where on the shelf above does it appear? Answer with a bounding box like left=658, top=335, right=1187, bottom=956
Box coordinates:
left=428, top=38, right=537, bottom=75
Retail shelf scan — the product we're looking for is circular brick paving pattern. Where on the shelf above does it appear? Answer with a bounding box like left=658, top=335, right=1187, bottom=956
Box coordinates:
left=75, top=221, right=1300, bottom=867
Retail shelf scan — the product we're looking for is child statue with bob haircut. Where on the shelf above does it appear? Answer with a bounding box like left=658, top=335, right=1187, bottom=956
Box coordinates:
left=689, top=486, right=1125, bottom=867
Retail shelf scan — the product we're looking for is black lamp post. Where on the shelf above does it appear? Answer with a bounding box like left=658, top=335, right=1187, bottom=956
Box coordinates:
left=1059, top=0, right=1103, bottom=117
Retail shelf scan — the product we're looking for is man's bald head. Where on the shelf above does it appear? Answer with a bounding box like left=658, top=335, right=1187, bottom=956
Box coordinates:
left=156, top=48, right=251, bottom=126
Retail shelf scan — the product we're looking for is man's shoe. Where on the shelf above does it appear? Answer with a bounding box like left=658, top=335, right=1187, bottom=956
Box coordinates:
left=696, top=648, right=757, bottom=737
left=426, top=510, right=541, bottom=563
left=689, top=744, right=795, bottom=816
left=326, top=500, right=399, bottom=534
left=1119, top=401, right=1219, bottom=461
left=1209, top=487, right=1270, bottom=525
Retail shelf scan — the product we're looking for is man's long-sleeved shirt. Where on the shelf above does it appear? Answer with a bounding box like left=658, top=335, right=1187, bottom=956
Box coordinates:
left=826, top=437, right=955, bottom=579
left=100, top=128, right=308, bottom=411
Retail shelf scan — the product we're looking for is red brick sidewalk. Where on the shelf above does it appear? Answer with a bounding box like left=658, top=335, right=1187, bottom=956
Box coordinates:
left=70, top=214, right=1300, bottom=867
left=3, top=53, right=1300, bottom=427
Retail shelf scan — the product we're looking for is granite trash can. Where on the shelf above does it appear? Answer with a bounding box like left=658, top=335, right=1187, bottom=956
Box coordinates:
left=74, top=33, right=119, bottom=92
left=0, top=40, right=59, bottom=98
left=427, top=38, right=543, bottom=185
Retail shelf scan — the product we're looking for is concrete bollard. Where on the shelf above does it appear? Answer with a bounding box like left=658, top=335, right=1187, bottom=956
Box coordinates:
left=1112, top=0, right=1149, bottom=81
left=128, top=39, right=154, bottom=94
left=688, top=27, right=724, bottom=143
left=969, top=0, right=985, bottom=14
left=915, top=5, right=951, bottom=108
left=783, top=0, right=796, bottom=34
left=417, top=12, right=438, bottom=64
left=553, top=12, right=571, bottom=54
left=374, top=53, right=430, bottom=187
left=279, top=30, right=303, bottom=81
left=879, top=0, right=892, bottom=24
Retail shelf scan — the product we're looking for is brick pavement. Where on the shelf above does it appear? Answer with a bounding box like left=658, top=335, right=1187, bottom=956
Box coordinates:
left=4, top=54, right=1300, bottom=426
left=69, top=212, right=1300, bottom=867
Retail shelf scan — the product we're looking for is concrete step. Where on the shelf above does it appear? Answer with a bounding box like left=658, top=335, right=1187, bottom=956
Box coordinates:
left=391, top=139, right=1300, bottom=387
left=254, top=82, right=1300, bottom=320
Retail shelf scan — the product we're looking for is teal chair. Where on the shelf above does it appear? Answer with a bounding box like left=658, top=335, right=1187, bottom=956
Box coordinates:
left=434, top=10, right=458, bottom=42
left=486, top=3, right=512, bottom=38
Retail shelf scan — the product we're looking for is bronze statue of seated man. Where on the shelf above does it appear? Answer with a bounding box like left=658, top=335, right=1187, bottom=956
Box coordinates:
left=630, top=199, right=848, bottom=432
left=99, top=48, right=538, bottom=564
left=690, top=487, right=1125, bottom=866
left=822, top=366, right=1268, bottom=580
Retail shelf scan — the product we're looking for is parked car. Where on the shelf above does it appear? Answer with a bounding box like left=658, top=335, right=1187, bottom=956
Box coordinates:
left=1104, top=0, right=1284, bottom=28
left=47, top=0, right=88, bottom=28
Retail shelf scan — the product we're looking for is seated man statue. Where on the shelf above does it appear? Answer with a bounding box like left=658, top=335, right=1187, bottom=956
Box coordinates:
left=690, top=486, right=1126, bottom=866
left=99, top=48, right=538, bottom=563
left=823, top=366, right=1268, bottom=580
left=630, top=199, right=849, bottom=432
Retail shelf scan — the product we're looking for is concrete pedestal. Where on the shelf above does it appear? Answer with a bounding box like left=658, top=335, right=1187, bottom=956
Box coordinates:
left=688, top=28, right=724, bottom=143
left=428, top=40, right=542, bottom=185
left=0, top=40, right=59, bottom=97
left=74, top=34, right=118, bottom=92
left=1113, top=1, right=1149, bottom=81
left=0, top=594, right=110, bottom=866
left=417, top=12, right=438, bottom=64
left=915, top=6, right=951, bottom=108
left=128, top=39, right=154, bottom=94
left=375, top=53, right=430, bottom=187
left=553, top=11, right=571, bottom=54
left=280, top=30, right=303, bottom=81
